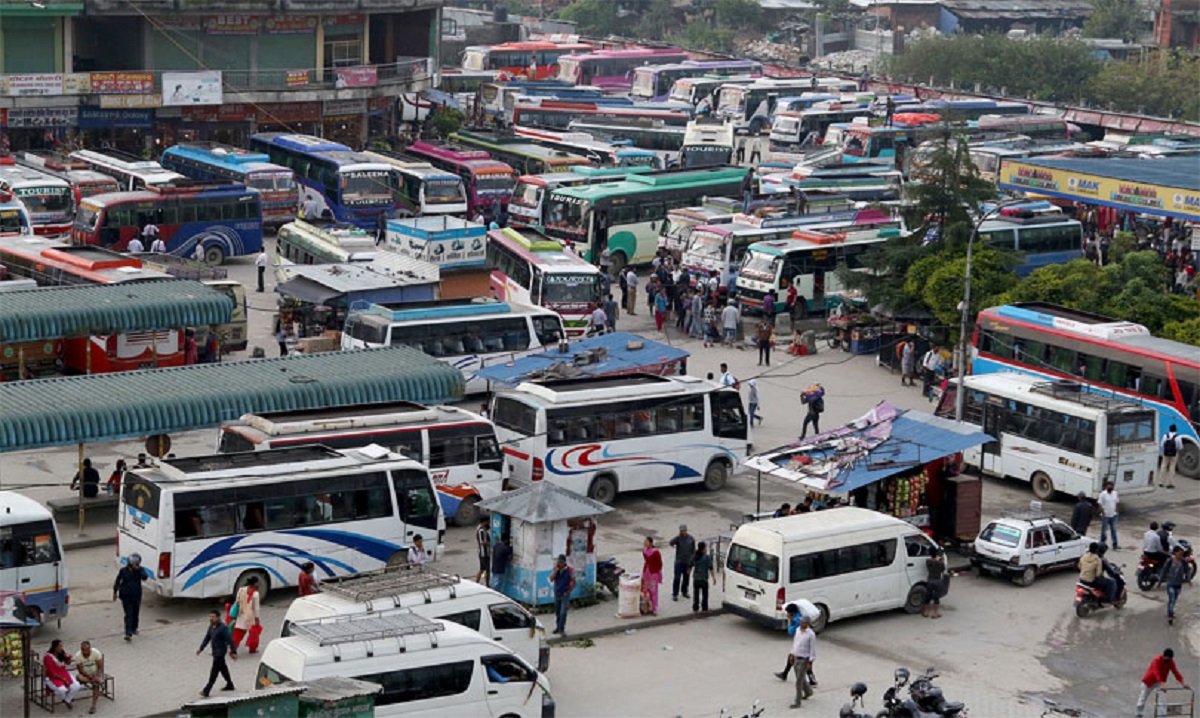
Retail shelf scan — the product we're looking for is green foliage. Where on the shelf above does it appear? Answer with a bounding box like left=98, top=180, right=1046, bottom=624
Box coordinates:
left=430, top=106, right=466, bottom=138
left=997, top=259, right=1108, bottom=309
left=903, top=135, right=995, bottom=242
left=636, top=0, right=676, bottom=41
left=1109, top=231, right=1138, bottom=265
left=1088, top=52, right=1200, bottom=121
left=1161, top=316, right=1200, bottom=346
left=555, top=0, right=620, bottom=36
left=917, top=248, right=1020, bottom=328
left=1083, top=0, right=1142, bottom=39
left=670, top=22, right=738, bottom=53
left=715, top=0, right=765, bottom=30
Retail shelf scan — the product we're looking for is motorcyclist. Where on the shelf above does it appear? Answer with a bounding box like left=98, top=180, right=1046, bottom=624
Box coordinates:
left=1080, top=542, right=1117, bottom=603
left=1098, top=544, right=1124, bottom=603
left=1158, top=521, right=1181, bottom=554
left=1142, top=521, right=1170, bottom=568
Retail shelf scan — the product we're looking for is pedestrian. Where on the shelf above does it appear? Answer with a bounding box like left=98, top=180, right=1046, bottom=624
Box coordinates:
left=70, top=458, right=102, bottom=498
left=763, top=289, right=777, bottom=326
left=408, top=534, right=429, bottom=566
left=669, top=524, right=696, bottom=602
left=475, top=517, right=491, bottom=585
left=231, top=575, right=262, bottom=652
left=126, top=235, right=145, bottom=254
left=789, top=612, right=816, bottom=708
left=603, top=293, right=619, bottom=333
left=691, top=541, right=715, bottom=612
left=653, top=287, right=669, bottom=332
left=275, top=321, right=288, bottom=357
left=255, top=248, right=269, bottom=293
left=112, top=554, right=147, bottom=642
left=624, top=268, right=639, bottom=315
left=43, top=639, right=81, bottom=708
left=196, top=609, right=237, bottom=698
left=756, top=318, right=773, bottom=366
left=641, top=537, right=664, bottom=615
left=1159, top=423, right=1181, bottom=489
left=106, top=459, right=126, bottom=495
left=921, top=345, right=942, bottom=399
left=1097, top=481, right=1120, bottom=549
left=747, top=378, right=763, bottom=426
left=193, top=242, right=206, bottom=263
left=800, top=385, right=825, bottom=439
left=1136, top=648, right=1189, bottom=718
left=302, top=195, right=321, bottom=221
left=1070, top=492, right=1094, bottom=537
left=719, top=362, right=737, bottom=389
left=1161, top=546, right=1188, bottom=626
left=721, top=300, right=740, bottom=347
left=899, top=338, right=916, bottom=386
left=150, top=235, right=166, bottom=254
left=689, top=291, right=704, bottom=339
left=491, top=535, right=513, bottom=591
left=923, top=548, right=946, bottom=618
left=599, top=245, right=611, bottom=277
left=75, top=640, right=105, bottom=714
left=550, top=554, right=575, bottom=635
left=587, top=302, right=608, bottom=335
left=183, top=328, right=198, bottom=365
left=298, top=561, right=320, bottom=597
left=885, top=96, right=896, bottom=127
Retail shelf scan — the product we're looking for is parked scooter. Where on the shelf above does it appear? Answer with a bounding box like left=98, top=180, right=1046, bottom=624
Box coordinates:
left=877, top=667, right=940, bottom=718
left=907, top=668, right=969, bottom=717
left=840, top=682, right=873, bottom=718
left=1074, top=561, right=1127, bottom=617
left=1137, top=538, right=1195, bottom=590
left=596, top=557, right=624, bottom=596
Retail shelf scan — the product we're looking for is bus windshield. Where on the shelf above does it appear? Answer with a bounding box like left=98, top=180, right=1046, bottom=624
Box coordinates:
left=463, top=49, right=487, bottom=72
left=510, top=181, right=543, bottom=208
left=718, top=87, right=746, bottom=114
left=687, top=229, right=730, bottom=262
left=543, top=273, right=602, bottom=305
left=249, top=172, right=295, bottom=192
left=341, top=171, right=392, bottom=205
left=476, top=173, right=516, bottom=193
left=740, top=251, right=780, bottom=281
left=16, top=187, right=72, bottom=214
left=425, top=179, right=466, bottom=203
left=546, top=197, right=586, bottom=235
left=75, top=205, right=101, bottom=233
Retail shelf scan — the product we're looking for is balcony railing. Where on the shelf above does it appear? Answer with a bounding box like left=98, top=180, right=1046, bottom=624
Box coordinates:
left=218, top=57, right=433, bottom=93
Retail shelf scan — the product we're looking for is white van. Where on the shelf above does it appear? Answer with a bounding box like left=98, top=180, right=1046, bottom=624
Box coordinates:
left=0, top=491, right=69, bottom=625
left=722, top=507, right=938, bottom=631
left=258, top=612, right=555, bottom=718
left=281, top=567, right=549, bottom=671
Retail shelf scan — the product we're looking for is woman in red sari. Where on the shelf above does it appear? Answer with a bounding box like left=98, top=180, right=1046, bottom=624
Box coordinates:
left=641, top=536, right=664, bottom=616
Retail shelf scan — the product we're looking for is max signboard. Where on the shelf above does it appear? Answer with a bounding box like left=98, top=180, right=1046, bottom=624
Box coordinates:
left=999, top=159, right=1200, bottom=221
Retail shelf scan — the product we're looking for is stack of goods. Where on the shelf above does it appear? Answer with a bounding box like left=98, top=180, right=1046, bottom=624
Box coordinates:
left=886, top=468, right=930, bottom=519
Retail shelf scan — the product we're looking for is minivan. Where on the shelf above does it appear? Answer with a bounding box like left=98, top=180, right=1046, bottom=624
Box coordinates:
left=281, top=568, right=549, bottom=672
left=722, top=507, right=939, bottom=631
left=259, top=613, right=554, bottom=718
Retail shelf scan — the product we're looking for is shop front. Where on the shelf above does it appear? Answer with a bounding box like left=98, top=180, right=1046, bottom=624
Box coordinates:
left=76, top=105, right=155, bottom=154
left=322, top=99, right=367, bottom=148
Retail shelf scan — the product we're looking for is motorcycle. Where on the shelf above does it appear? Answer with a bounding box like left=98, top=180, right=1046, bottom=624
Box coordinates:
left=907, top=668, right=969, bottom=718
left=1137, top=539, right=1195, bottom=590
left=1074, top=563, right=1127, bottom=618
left=840, top=682, right=873, bottom=718
left=877, top=667, right=941, bottom=718
left=596, top=558, right=624, bottom=596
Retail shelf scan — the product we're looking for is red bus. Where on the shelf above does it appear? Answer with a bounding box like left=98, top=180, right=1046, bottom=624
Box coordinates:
left=461, top=40, right=593, bottom=80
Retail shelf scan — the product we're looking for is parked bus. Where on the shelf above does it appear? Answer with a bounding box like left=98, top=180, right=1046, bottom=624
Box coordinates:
left=972, top=302, right=1200, bottom=479
left=965, top=140, right=1086, bottom=185
left=449, top=130, right=593, bottom=176
left=555, top=49, right=689, bottom=91
left=72, top=182, right=263, bottom=265
left=567, top=119, right=687, bottom=152
left=276, top=219, right=378, bottom=264
left=513, top=101, right=693, bottom=132
left=248, top=133, right=393, bottom=229
left=658, top=206, right=735, bottom=254
left=631, top=60, right=763, bottom=102
left=976, top=212, right=1083, bottom=277
left=914, top=99, right=1031, bottom=121
left=68, top=149, right=186, bottom=190
left=462, top=39, right=593, bottom=79
left=975, top=114, right=1076, bottom=142
left=542, top=166, right=750, bottom=268
left=361, top=150, right=469, bottom=217
left=159, top=143, right=298, bottom=225
left=0, top=188, right=35, bottom=235
left=668, top=75, right=760, bottom=108
left=490, top=374, right=748, bottom=503
left=680, top=119, right=735, bottom=168
left=769, top=103, right=875, bottom=152
left=403, top=141, right=516, bottom=220
left=15, top=151, right=121, bottom=202
left=508, top=166, right=654, bottom=232
left=512, top=126, right=663, bottom=169
left=117, top=445, right=446, bottom=598
left=0, top=491, right=69, bottom=625
left=486, top=227, right=604, bottom=337
left=0, top=159, right=74, bottom=237
left=936, top=374, right=1157, bottom=500
left=216, top=403, right=503, bottom=526
left=716, top=78, right=859, bottom=134
left=341, top=301, right=567, bottom=394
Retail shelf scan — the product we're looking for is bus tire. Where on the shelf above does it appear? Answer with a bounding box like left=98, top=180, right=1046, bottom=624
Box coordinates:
left=234, top=569, right=270, bottom=597
left=453, top=496, right=482, bottom=527
left=203, top=244, right=226, bottom=267
left=703, top=460, right=728, bottom=491
left=1031, top=471, right=1055, bottom=501
left=903, top=584, right=925, bottom=614
left=587, top=474, right=618, bottom=504
left=1178, top=441, right=1199, bottom=480
left=609, top=251, right=628, bottom=276
left=749, top=118, right=766, bottom=136
left=810, top=603, right=829, bottom=633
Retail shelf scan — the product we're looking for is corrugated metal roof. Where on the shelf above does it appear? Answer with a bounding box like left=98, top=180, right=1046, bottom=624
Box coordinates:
left=474, top=332, right=689, bottom=387
left=476, top=481, right=613, bottom=522
left=0, top=347, right=464, bottom=452
left=0, top=281, right=233, bottom=343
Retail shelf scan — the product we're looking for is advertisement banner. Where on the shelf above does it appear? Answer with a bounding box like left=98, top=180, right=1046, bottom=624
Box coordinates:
left=4, top=74, right=63, bottom=96
left=156, top=17, right=202, bottom=31
left=286, top=70, right=310, bottom=88
left=325, top=14, right=364, bottom=26
left=323, top=99, right=366, bottom=118
left=182, top=104, right=253, bottom=123
left=99, top=94, right=163, bottom=109
left=335, top=66, right=377, bottom=89
left=4, top=107, right=78, bottom=128
left=62, top=73, right=91, bottom=95
left=162, top=71, right=223, bottom=106
left=78, top=106, right=155, bottom=129
left=264, top=15, right=317, bottom=34
left=91, top=72, right=155, bottom=95
left=204, top=15, right=261, bottom=35
left=255, top=102, right=321, bottom=124
left=999, top=160, right=1200, bottom=222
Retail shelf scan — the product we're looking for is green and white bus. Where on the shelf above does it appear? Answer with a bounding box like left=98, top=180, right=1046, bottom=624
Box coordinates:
left=542, top=166, right=749, bottom=269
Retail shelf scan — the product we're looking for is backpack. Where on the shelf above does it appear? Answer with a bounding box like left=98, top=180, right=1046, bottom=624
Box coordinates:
left=1163, top=433, right=1178, bottom=457
left=812, top=397, right=824, bottom=413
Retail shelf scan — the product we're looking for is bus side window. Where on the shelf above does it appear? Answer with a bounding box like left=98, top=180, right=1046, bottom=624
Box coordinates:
left=712, top=391, right=747, bottom=440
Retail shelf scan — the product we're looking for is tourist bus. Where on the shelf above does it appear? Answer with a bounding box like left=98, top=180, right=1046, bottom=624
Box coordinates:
left=0, top=491, right=69, bottom=625
left=513, top=101, right=693, bottom=132
left=68, top=149, right=186, bottom=190
left=248, top=133, right=393, bottom=229
left=341, top=301, right=567, bottom=394
left=486, top=226, right=605, bottom=337
left=555, top=48, right=689, bottom=92
left=15, top=151, right=120, bottom=202
left=972, top=302, right=1200, bottom=479
left=668, top=75, right=761, bottom=108
left=935, top=373, right=1158, bottom=500
left=72, top=182, right=263, bottom=265
left=542, top=166, right=750, bottom=268
left=462, top=39, right=593, bottom=79
left=449, top=130, right=593, bottom=176
left=216, top=402, right=504, bottom=527
left=0, top=159, right=74, bottom=237
left=631, top=60, right=763, bottom=102
left=276, top=219, right=378, bottom=264
left=658, top=206, right=735, bottom=254
left=478, top=83, right=614, bottom=125
left=0, top=189, right=35, bottom=235
left=404, top=141, right=516, bottom=219
left=361, top=150, right=469, bottom=217
left=567, top=118, right=687, bottom=152
left=117, top=445, right=446, bottom=598
left=159, top=143, right=299, bottom=225
left=508, top=166, right=654, bottom=232
left=680, top=120, right=735, bottom=168
left=769, top=103, right=875, bottom=152
left=490, top=374, right=748, bottom=503
left=734, top=225, right=899, bottom=316
left=914, top=99, right=1031, bottom=121
left=716, top=78, right=859, bottom=134
left=512, top=126, right=663, bottom=169
left=976, top=212, right=1083, bottom=276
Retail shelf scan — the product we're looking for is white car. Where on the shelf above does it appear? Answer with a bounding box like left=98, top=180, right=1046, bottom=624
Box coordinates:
left=971, top=513, right=1090, bottom=587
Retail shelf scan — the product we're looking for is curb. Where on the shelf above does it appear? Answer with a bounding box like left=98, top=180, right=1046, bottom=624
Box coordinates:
left=64, top=536, right=115, bottom=551
left=546, top=607, right=724, bottom=645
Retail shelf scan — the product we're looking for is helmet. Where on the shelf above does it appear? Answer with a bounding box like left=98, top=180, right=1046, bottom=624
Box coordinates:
left=1163, top=521, right=1176, bottom=532
left=128, top=553, right=142, bottom=565
left=851, top=682, right=868, bottom=697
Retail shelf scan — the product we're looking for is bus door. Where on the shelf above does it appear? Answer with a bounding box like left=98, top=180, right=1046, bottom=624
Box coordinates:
left=98, top=210, right=122, bottom=248
left=391, top=470, right=441, bottom=539
left=980, top=401, right=1004, bottom=474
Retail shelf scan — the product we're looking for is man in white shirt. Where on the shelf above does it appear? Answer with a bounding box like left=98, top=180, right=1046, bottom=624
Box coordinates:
left=789, top=614, right=816, bottom=707
left=1097, top=482, right=1120, bottom=550
left=150, top=236, right=167, bottom=253
left=408, top=535, right=429, bottom=566
left=624, top=269, right=639, bottom=316
left=126, top=236, right=144, bottom=254
left=718, top=362, right=736, bottom=389
left=721, top=301, right=740, bottom=347
left=141, top=222, right=159, bottom=245
left=586, top=304, right=607, bottom=335
left=193, top=242, right=206, bottom=263
left=254, top=248, right=269, bottom=293
left=302, top=195, right=322, bottom=221
left=599, top=247, right=611, bottom=277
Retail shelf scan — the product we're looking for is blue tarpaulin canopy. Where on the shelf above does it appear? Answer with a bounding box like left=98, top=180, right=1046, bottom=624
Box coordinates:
left=743, top=402, right=992, bottom=493
left=473, top=332, right=689, bottom=388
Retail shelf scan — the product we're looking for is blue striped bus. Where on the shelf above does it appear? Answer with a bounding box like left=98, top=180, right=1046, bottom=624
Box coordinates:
left=160, top=143, right=299, bottom=225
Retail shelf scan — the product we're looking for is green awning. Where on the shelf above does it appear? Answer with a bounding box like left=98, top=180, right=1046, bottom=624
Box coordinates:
left=0, top=347, right=465, bottom=452
left=0, top=281, right=233, bottom=343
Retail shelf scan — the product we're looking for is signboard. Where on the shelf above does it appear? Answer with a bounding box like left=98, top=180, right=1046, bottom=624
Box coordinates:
left=4, top=74, right=64, bottom=96
left=62, top=74, right=90, bottom=95
left=335, top=66, right=377, bottom=89
left=255, top=101, right=321, bottom=124
left=99, top=94, right=163, bottom=109
left=264, top=16, right=317, bottom=34
left=323, top=98, right=366, bottom=118
left=204, top=15, right=261, bottom=35
left=182, top=104, right=253, bottom=123
left=162, top=71, right=223, bottom=106
left=78, top=106, right=155, bottom=129
left=325, top=14, right=364, bottom=26
left=387, top=219, right=487, bottom=270
left=286, top=70, right=310, bottom=88
left=999, top=160, right=1200, bottom=222
left=91, top=72, right=155, bottom=95
left=3, top=107, right=77, bottom=128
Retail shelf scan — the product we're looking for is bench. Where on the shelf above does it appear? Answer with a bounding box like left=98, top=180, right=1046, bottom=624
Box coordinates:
left=29, top=650, right=115, bottom=713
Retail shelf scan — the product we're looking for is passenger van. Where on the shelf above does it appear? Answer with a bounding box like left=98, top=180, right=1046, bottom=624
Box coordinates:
left=258, top=612, right=555, bottom=718
left=0, top=491, right=69, bottom=624
left=722, top=508, right=938, bottom=631
left=280, top=567, right=548, bottom=671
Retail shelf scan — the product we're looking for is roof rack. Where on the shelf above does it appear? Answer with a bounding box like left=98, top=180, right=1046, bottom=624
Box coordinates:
left=1002, top=509, right=1055, bottom=522
left=1029, top=380, right=1145, bottom=413
left=320, top=566, right=461, bottom=604
left=287, top=610, right=444, bottom=647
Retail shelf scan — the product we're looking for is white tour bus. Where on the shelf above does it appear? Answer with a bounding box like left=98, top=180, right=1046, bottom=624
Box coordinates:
left=280, top=567, right=548, bottom=671
left=216, top=402, right=504, bottom=527
left=117, top=445, right=446, bottom=599
left=490, top=374, right=749, bottom=504
left=275, top=219, right=378, bottom=265
left=936, top=374, right=1158, bottom=500
left=0, top=491, right=69, bottom=625
left=723, top=508, right=939, bottom=631
left=258, top=612, right=554, bottom=718
left=341, top=301, right=567, bottom=394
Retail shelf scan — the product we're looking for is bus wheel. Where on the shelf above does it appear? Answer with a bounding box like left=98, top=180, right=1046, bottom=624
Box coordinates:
left=749, top=118, right=766, bottom=136
left=1031, top=471, right=1055, bottom=501
left=1178, top=441, right=1199, bottom=480
left=234, top=569, right=270, bottom=597
left=453, top=496, right=481, bottom=527
left=203, top=244, right=226, bottom=267
left=903, top=585, right=925, bottom=614
left=702, top=461, right=728, bottom=491
left=609, top=251, right=627, bottom=276
left=587, top=474, right=618, bottom=504
left=810, top=603, right=829, bottom=633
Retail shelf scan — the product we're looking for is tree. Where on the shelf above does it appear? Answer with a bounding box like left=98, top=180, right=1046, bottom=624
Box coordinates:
left=430, top=106, right=465, bottom=139
left=903, top=133, right=995, bottom=245
left=556, top=0, right=620, bottom=36
left=916, top=248, right=1020, bottom=328
left=636, top=0, right=676, bottom=41
left=669, top=22, right=737, bottom=53
left=1088, top=51, right=1200, bottom=121
left=1161, top=316, right=1200, bottom=347
left=715, top=0, right=764, bottom=31
left=1083, top=0, right=1142, bottom=39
